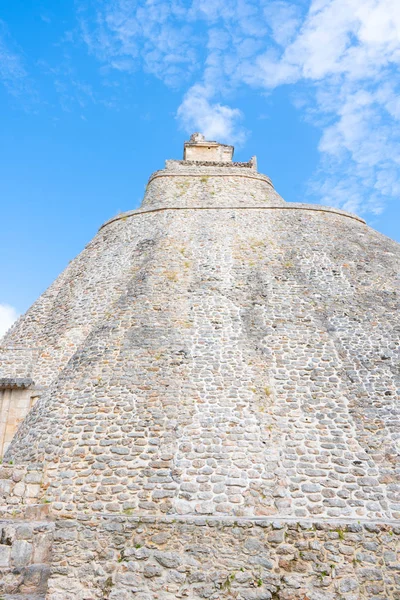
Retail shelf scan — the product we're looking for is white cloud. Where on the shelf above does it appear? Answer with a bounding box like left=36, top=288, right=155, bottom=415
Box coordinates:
left=251, top=0, right=400, bottom=85
left=79, top=0, right=400, bottom=216
left=239, top=0, right=400, bottom=214
left=0, top=304, right=19, bottom=339
left=177, top=84, right=244, bottom=144
left=80, top=0, right=270, bottom=143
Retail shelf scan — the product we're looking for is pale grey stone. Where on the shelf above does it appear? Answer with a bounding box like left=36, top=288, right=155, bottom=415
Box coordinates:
left=11, top=539, right=33, bottom=567
left=0, top=133, right=399, bottom=600
left=0, top=545, right=11, bottom=567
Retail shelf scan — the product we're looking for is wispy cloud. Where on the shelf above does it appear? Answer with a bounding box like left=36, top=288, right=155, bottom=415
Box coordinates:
left=0, top=20, right=27, bottom=95
left=0, top=304, right=19, bottom=339
left=244, top=0, right=400, bottom=214
left=79, top=0, right=400, bottom=215
left=78, top=0, right=268, bottom=144
left=80, top=0, right=198, bottom=86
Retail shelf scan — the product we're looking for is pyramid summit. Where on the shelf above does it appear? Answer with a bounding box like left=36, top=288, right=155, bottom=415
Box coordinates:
left=0, top=135, right=399, bottom=599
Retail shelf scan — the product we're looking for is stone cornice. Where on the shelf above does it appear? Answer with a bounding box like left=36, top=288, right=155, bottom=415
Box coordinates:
left=147, top=168, right=272, bottom=186
left=100, top=203, right=366, bottom=230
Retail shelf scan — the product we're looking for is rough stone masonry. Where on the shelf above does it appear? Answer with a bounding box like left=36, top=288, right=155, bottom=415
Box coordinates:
left=0, top=133, right=399, bottom=599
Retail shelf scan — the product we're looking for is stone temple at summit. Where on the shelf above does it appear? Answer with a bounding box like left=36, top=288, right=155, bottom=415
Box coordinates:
left=0, top=133, right=399, bottom=599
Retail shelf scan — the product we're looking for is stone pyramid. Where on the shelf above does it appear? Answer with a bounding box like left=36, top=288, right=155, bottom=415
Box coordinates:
left=0, top=134, right=399, bottom=599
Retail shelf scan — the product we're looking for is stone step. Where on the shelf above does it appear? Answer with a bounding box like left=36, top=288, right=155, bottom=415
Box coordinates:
left=4, top=595, right=45, bottom=600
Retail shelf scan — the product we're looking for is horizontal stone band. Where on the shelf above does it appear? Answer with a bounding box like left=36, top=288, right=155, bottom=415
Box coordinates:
left=101, top=203, right=366, bottom=230
left=147, top=170, right=273, bottom=186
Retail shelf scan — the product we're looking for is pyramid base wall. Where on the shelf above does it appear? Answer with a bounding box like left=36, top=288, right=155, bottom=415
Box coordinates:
left=0, top=518, right=53, bottom=598
left=1, top=466, right=399, bottom=598
left=41, top=515, right=400, bottom=600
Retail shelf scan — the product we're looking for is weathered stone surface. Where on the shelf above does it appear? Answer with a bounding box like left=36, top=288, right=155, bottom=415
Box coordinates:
left=0, top=134, right=399, bottom=598
left=0, top=543, right=11, bottom=567
left=4, top=195, right=399, bottom=522
left=0, top=519, right=54, bottom=595
left=42, top=516, right=400, bottom=599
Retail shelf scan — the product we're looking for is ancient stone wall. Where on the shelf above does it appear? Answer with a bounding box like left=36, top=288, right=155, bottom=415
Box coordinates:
left=0, top=466, right=52, bottom=597
left=4, top=206, right=398, bottom=525
left=141, top=164, right=281, bottom=210
left=0, top=518, right=53, bottom=597
left=0, top=464, right=47, bottom=519
left=0, top=138, right=399, bottom=599
left=46, top=515, right=400, bottom=600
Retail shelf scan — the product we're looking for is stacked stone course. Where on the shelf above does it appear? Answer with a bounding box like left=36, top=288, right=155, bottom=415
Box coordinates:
left=0, top=464, right=47, bottom=518
left=48, top=516, right=400, bottom=600
left=0, top=133, right=399, bottom=598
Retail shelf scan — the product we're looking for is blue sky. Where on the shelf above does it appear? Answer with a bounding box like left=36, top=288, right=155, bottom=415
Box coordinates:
left=1, top=0, right=399, bottom=334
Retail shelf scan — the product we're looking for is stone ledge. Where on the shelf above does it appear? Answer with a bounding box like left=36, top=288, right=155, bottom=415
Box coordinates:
left=3, top=595, right=46, bottom=600
left=67, top=512, right=400, bottom=529
left=147, top=168, right=273, bottom=186
left=0, top=378, right=34, bottom=390
left=101, top=203, right=366, bottom=230
left=167, top=159, right=256, bottom=169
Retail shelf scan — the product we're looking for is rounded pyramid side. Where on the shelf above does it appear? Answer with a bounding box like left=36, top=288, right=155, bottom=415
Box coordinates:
left=0, top=212, right=165, bottom=455
left=0, top=216, right=151, bottom=388
left=6, top=204, right=400, bottom=521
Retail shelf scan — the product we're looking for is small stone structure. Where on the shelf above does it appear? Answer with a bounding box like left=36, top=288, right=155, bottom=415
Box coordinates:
left=0, top=134, right=399, bottom=599
left=183, top=132, right=234, bottom=162
left=0, top=378, right=37, bottom=456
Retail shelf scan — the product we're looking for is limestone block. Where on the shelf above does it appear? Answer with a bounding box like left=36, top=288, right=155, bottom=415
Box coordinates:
left=11, top=539, right=33, bottom=568
left=0, top=544, right=10, bottom=567
left=154, top=551, right=182, bottom=569
left=26, top=483, right=41, bottom=498
left=32, top=532, right=53, bottom=563
left=13, top=481, right=26, bottom=496
left=24, top=503, right=50, bottom=520
left=12, top=468, right=24, bottom=482
left=25, top=471, right=43, bottom=484
left=0, top=478, right=12, bottom=496
left=16, top=523, right=33, bottom=540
